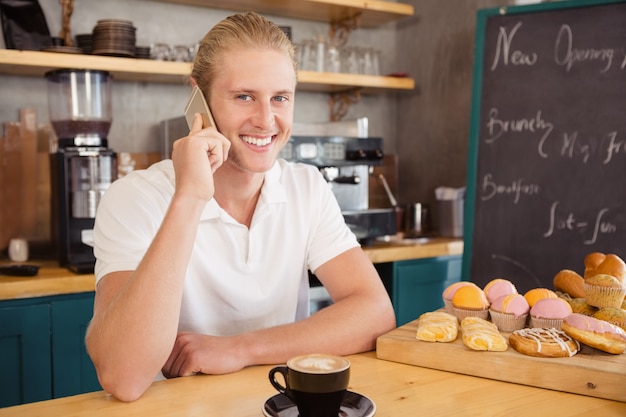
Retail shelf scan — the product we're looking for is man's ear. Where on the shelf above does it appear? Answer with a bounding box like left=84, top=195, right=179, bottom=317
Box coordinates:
left=190, top=77, right=198, bottom=88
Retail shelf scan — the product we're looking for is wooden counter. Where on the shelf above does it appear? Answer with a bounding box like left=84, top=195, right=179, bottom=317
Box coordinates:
left=0, top=351, right=623, bottom=416
left=0, top=238, right=462, bottom=301
left=362, top=237, right=463, bottom=264
left=0, top=261, right=94, bottom=300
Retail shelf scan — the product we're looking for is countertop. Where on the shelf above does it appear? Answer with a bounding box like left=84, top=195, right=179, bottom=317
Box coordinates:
left=0, top=351, right=623, bottom=416
left=0, top=237, right=463, bottom=301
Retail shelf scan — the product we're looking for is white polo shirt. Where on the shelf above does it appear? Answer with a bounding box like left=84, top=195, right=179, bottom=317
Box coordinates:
left=93, top=158, right=359, bottom=336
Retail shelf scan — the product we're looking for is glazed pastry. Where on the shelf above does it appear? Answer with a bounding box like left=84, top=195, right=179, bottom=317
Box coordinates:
left=553, top=269, right=586, bottom=298
left=561, top=313, right=626, bottom=354
left=461, top=316, right=507, bottom=352
left=509, top=327, right=579, bottom=358
left=415, top=311, right=459, bottom=342
left=584, top=274, right=626, bottom=309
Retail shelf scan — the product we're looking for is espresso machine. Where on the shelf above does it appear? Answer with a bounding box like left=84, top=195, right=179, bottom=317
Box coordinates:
left=281, top=136, right=396, bottom=244
left=46, top=69, right=117, bottom=273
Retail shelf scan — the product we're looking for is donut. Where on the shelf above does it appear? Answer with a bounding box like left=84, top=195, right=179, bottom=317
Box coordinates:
left=561, top=313, right=626, bottom=354
left=553, top=269, right=586, bottom=298
left=509, top=328, right=579, bottom=358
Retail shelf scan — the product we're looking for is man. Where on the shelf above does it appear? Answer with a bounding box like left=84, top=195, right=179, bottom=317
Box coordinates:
left=86, top=12, right=395, bottom=402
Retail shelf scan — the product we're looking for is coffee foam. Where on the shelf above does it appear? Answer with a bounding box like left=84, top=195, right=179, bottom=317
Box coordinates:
left=288, top=354, right=350, bottom=374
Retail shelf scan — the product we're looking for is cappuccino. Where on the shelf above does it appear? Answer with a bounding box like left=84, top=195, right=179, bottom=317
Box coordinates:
left=269, top=353, right=351, bottom=417
left=288, top=354, right=350, bottom=374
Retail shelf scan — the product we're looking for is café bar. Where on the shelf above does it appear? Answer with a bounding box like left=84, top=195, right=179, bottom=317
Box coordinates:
left=1, top=0, right=626, bottom=416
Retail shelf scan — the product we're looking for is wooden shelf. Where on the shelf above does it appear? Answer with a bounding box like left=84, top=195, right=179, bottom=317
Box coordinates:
left=152, top=0, right=414, bottom=27
left=0, top=1, right=415, bottom=92
left=298, top=70, right=414, bottom=92
left=0, top=49, right=191, bottom=83
left=0, top=49, right=414, bottom=92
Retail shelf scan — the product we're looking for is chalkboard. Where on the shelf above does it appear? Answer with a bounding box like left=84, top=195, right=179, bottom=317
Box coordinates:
left=462, top=0, right=626, bottom=293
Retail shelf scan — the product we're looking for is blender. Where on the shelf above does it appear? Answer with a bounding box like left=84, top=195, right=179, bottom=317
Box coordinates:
left=46, top=69, right=117, bottom=273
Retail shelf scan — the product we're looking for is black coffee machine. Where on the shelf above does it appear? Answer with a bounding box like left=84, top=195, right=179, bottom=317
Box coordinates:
left=46, top=69, right=117, bottom=273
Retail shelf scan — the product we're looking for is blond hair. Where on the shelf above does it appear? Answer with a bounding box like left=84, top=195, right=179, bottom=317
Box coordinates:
left=191, top=12, right=296, bottom=94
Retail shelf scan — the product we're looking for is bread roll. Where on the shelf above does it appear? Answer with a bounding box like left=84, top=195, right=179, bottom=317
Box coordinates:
left=415, top=311, right=459, bottom=342
left=553, top=269, right=586, bottom=298
left=584, top=252, right=626, bottom=284
left=593, top=254, right=626, bottom=284
left=584, top=252, right=606, bottom=278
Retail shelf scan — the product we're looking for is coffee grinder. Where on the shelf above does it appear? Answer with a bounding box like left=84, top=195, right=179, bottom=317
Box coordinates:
left=46, top=69, right=117, bottom=273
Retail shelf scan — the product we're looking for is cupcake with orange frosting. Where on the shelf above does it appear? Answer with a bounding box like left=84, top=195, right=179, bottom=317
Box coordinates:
left=524, top=288, right=558, bottom=308
left=529, top=297, right=573, bottom=329
left=489, top=293, right=529, bottom=332
left=451, top=284, right=490, bottom=322
left=483, top=278, right=518, bottom=304
left=442, top=281, right=477, bottom=314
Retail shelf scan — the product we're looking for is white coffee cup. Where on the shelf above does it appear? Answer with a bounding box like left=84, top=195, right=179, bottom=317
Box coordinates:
left=8, top=238, right=29, bottom=262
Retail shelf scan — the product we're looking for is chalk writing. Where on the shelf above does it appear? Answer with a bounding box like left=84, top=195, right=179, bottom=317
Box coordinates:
left=543, top=202, right=617, bottom=245
left=485, top=107, right=624, bottom=164
left=554, top=24, right=614, bottom=72
left=480, top=173, right=540, bottom=203
left=484, top=107, right=553, bottom=145
left=544, top=130, right=624, bottom=164
left=490, top=21, right=537, bottom=70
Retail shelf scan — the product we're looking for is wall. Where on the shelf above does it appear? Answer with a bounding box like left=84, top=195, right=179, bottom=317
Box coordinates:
left=395, top=0, right=513, bottom=230
left=1, top=0, right=520, bottom=244
left=0, top=0, right=399, bottom=154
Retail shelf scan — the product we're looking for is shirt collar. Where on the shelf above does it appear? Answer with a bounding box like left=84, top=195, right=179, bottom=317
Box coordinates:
left=200, top=161, right=287, bottom=221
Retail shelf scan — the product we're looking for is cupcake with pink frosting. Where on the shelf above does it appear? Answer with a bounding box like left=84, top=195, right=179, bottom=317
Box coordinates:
left=489, top=293, right=529, bottom=332
left=483, top=278, right=518, bottom=304
left=530, top=297, right=573, bottom=329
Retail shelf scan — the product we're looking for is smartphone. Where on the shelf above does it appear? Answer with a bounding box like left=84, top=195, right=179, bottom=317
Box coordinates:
left=184, top=85, right=215, bottom=130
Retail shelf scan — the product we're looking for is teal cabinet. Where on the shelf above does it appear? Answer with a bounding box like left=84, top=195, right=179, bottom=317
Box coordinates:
left=377, top=255, right=462, bottom=326
left=0, top=293, right=101, bottom=407
left=51, top=296, right=101, bottom=398
left=0, top=303, right=52, bottom=407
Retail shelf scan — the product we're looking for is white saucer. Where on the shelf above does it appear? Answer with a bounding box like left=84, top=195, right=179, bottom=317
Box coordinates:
left=263, top=390, right=376, bottom=417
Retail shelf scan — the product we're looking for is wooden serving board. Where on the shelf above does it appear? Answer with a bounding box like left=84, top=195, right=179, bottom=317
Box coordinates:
left=376, top=317, right=626, bottom=402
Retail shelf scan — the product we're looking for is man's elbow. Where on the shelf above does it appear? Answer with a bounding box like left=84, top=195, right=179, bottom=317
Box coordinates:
left=86, top=338, right=155, bottom=402
left=96, top=366, right=154, bottom=402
